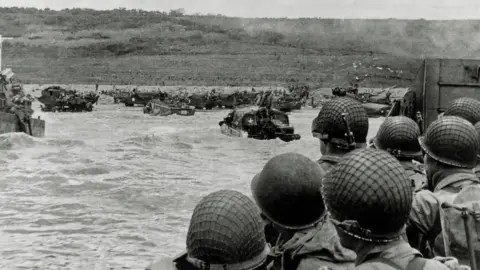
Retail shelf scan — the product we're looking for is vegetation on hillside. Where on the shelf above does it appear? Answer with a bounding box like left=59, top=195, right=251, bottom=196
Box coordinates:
left=1, top=7, right=477, bottom=86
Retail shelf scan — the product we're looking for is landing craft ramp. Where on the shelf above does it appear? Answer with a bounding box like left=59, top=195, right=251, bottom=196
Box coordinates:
left=390, top=58, right=480, bottom=133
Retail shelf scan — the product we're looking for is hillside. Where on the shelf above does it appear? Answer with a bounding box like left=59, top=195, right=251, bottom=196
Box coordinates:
left=1, top=7, right=479, bottom=87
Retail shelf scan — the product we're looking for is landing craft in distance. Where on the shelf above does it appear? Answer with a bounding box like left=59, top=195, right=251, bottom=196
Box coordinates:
left=0, top=68, right=45, bottom=137
left=218, top=105, right=301, bottom=142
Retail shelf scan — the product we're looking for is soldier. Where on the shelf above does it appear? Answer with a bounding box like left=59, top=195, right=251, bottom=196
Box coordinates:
left=443, top=97, right=480, bottom=124
left=408, top=116, right=480, bottom=258
left=257, top=90, right=273, bottom=120
left=370, top=116, right=426, bottom=192
left=255, top=90, right=264, bottom=105
left=475, top=122, right=480, bottom=179
left=147, top=190, right=270, bottom=270
left=312, top=97, right=369, bottom=172
left=322, top=148, right=467, bottom=270
left=251, top=152, right=356, bottom=270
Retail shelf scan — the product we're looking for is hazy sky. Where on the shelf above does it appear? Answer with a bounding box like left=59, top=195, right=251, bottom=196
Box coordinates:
left=2, top=0, right=480, bottom=19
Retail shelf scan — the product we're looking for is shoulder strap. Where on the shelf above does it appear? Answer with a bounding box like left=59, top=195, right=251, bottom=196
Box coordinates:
left=368, top=257, right=403, bottom=270
left=407, top=257, right=427, bottom=270
left=368, top=256, right=427, bottom=270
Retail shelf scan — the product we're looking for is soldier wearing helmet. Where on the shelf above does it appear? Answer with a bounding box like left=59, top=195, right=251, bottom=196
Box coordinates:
left=443, top=97, right=480, bottom=125
left=146, top=190, right=271, bottom=270
left=251, top=153, right=355, bottom=270
left=407, top=116, right=480, bottom=258
left=370, top=116, right=426, bottom=192
left=322, top=148, right=466, bottom=270
left=311, top=97, right=369, bottom=172
left=474, top=122, right=480, bottom=179
left=256, top=90, right=273, bottom=120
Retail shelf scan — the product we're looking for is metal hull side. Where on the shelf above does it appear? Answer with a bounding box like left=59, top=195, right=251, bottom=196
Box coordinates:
left=361, top=103, right=391, bottom=117
left=274, top=102, right=302, bottom=112
left=149, top=103, right=195, bottom=117
left=416, top=59, right=480, bottom=131
left=220, top=124, right=247, bottom=138
left=0, top=112, right=45, bottom=137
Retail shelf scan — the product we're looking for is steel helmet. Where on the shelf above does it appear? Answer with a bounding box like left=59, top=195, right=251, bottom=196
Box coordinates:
left=475, top=121, right=480, bottom=160
left=443, top=97, right=480, bottom=125
left=322, top=148, right=412, bottom=242
left=186, top=190, right=269, bottom=270
left=373, top=116, right=422, bottom=158
left=251, top=152, right=326, bottom=230
left=419, top=116, right=479, bottom=169
left=312, top=97, right=369, bottom=147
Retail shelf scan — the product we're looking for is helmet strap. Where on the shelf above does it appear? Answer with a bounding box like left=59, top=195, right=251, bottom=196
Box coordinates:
left=330, top=218, right=402, bottom=243
left=187, top=246, right=270, bottom=270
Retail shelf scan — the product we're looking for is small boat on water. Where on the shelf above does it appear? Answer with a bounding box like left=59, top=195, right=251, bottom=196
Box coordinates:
left=274, top=99, right=303, bottom=112
left=144, top=100, right=196, bottom=116
left=38, top=86, right=98, bottom=112
left=0, top=68, right=45, bottom=137
left=219, top=105, right=301, bottom=142
left=124, top=91, right=166, bottom=107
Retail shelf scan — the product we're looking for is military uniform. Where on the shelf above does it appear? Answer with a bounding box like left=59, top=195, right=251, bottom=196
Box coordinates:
left=474, top=122, right=480, bottom=179
left=316, top=155, right=343, bottom=173
left=371, top=116, right=426, bottom=192
left=147, top=190, right=270, bottom=270
left=408, top=116, right=480, bottom=258
left=311, top=97, right=369, bottom=172
left=322, top=148, right=465, bottom=270
left=251, top=153, right=355, bottom=270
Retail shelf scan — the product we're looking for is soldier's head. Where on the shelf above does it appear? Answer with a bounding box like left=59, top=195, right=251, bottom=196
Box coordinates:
left=473, top=122, right=480, bottom=168
left=372, top=116, right=422, bottom=162
left=443, top=97, right=480, bottom=124
left=186, top=190, right=270, bottom=270
left=322, top=149, right=412, bottom=251
left=251, top=153, right=326, bottom=239
left=419, top=116, right=479, bottom=190
left=312, top=97, right=369, bottom=155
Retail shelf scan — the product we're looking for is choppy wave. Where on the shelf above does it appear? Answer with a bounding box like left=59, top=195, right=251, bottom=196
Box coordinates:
left=0, top=103, right=383, bottom=269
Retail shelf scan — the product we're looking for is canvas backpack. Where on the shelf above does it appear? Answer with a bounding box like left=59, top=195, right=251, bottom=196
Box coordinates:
left=440, top=185, right=480, bottom=270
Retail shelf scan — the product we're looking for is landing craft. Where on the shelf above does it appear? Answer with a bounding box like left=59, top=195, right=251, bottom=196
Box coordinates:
left=37, top=86, right=99, bottom=112
left=218, top=105, right=301, bottom=142
left=332, top=86, right=392, bottom=117
left=143, top=99, right=195, bottom=116
left=272, top=94, right=303, bottom=112
left=123, top=91, right=166, bottom=107
left=0, top=68, right=45, bottom=137
left=388, top=58, right=480, bottom=133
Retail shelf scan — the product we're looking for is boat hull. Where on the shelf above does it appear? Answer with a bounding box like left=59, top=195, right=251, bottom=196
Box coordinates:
left=219, top=123, right=300, bottom=142
left=361, top=103, right=391, bottom=118
left=148, top=103, right=196, bottom=116
left=220, top=124, right=248, bottom=138
left=274, top=101, right=303, bottom=112
left=0, top=112, right=45, bottom=137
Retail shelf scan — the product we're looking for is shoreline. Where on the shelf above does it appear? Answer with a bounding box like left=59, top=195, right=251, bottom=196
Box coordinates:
left=23, top=84, right=408, bottom=97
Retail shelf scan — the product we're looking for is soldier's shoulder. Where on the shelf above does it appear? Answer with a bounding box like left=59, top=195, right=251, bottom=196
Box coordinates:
left=298, top=259, right=353, bottom=270
left=350, top=262, right=389, bottom=270
left=145, top=258, right=177, bottom=270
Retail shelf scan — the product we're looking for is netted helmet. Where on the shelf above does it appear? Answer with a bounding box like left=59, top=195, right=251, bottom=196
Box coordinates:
left=312, top=97, right=369, bottom=148
left=251, top=152, right=326, bottom=230
left=186, top=190, right=269, bottom=270
left=322, top=148, right=412, bottom=242
left=419, top=116, right=479, bottom=169
left=475, top=122, right=480, bottom=160
left=443, top=97, right=480, bottom=125
left=373, top=116, right=422, bottom=158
